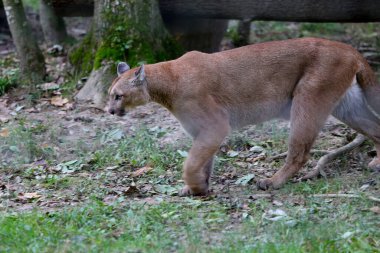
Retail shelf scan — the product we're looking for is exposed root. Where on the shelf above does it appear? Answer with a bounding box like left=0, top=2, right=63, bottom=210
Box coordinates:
left=270, top=150, right=329, bottom=161
left=301, top=134, right=367, bottom=180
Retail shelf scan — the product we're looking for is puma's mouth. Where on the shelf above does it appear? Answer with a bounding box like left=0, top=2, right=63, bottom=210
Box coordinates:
left=108, top=108, right=126, bottom=117
left=116, top=109, right=126, bottom=117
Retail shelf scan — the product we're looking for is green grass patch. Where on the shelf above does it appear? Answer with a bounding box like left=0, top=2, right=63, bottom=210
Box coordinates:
left=0, top=196, right=378, bottom=252
left=0, top=67, right=18, bottom=96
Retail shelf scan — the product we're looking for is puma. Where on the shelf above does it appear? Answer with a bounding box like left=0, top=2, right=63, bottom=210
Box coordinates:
left=107, top=37, right=380, bottom=196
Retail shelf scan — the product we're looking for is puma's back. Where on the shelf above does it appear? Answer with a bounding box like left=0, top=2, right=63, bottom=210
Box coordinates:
left=169, top=38, right=364, bottom=128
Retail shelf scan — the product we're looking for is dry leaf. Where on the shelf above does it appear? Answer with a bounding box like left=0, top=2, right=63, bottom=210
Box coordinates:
left=0, top=99, right=11, bottom=123
left=132, top=166, right=153, bottom=177
left=39, top=82, right=59, bottom=91
left=112, top=186, right=139, bottom=196
left=123, top=185, right=140, bottom=195
left=18, top=192, right=42, bottom=200
left=0, top=128, right=9, bottom=137
left=25, top=107, right=39, bottom=113
left=51, top=96, right=69, bottom=107
left=370, top=206, right=380, bottom=214
left=63, top=102, right=75, bottom=111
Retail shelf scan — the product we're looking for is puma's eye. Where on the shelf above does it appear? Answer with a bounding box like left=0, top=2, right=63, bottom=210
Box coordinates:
left=115, top=95, right=123, bottom=101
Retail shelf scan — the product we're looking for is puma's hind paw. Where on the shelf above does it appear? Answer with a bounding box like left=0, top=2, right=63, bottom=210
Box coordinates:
left=256, top=178, right=274, bottom=191
left=257, top=177, right=287, bottom=190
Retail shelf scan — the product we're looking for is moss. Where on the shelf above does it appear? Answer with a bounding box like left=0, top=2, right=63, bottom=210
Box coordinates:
left=70, top=0, right=183, bottom=75
left=0, top=70, right=18, bottom=95
left=69, top=29, right=95, bottom=75
left=93, top=45, right=125, bottom=69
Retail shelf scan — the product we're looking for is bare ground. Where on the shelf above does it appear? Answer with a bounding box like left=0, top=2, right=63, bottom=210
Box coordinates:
left=1, top=20, right=379, bottom=214
left=1, top=92, right=379, bottom=213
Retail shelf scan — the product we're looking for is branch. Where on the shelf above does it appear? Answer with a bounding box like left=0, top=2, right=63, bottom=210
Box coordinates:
left=302, top=134, right=367, bottom=180
left=270, top=149, right=329, bottom=161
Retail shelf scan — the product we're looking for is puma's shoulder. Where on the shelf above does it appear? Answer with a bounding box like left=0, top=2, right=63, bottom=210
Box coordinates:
left=177, top=51, right=209, bottom=63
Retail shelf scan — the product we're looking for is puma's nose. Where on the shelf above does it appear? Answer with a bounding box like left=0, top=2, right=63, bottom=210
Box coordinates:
left=109, top=109, right=115, bottom=115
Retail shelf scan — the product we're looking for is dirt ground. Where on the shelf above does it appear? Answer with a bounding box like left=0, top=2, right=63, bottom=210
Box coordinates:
left=1, top=19, right=379, bottom=214
left=1, top=87, right=379, bottom=212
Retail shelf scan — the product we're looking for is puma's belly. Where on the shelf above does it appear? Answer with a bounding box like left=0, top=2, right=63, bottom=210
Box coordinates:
left=227, top=100, right=291, bottom=129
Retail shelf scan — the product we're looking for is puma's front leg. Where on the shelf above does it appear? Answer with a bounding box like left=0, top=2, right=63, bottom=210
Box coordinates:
left=180, top=156, right=214, bottom=196
left=176, top=97, right=230, bottom=196
left=179, top=140, right=222, bottom=196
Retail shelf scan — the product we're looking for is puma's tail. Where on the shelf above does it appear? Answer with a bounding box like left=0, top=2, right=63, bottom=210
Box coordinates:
left=356, top=59, right=380, bottom=117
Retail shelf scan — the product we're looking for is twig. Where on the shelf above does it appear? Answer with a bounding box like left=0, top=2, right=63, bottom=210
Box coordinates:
left=249, top=194, right=272, bottom=199
left=270, top=149, right=329, bottom=161
left=301, top=134, right=367, bottom=180
left=311, top=193, right=380, bottom=203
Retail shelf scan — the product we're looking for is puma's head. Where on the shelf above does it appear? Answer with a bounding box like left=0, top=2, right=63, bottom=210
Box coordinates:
left=108, top=62, right=150, bottom=116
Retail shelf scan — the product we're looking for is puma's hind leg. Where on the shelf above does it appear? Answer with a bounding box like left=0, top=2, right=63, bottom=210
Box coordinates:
left=332, top=83, right=380, bottom=171
left=258, top=80, right=347, bottom=190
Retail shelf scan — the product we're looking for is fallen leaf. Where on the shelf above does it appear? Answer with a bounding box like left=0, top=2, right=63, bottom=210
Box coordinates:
left=0, top=99, right=11, bottom=123
left=235, top=174, right=255, bottom=185
left=249, top=146, right=265, bottom=153
left=273, top=200, right=284, bottom=206
left=112, top=185, right=139, bottom=196
left=25, top=107, right=39, bottom=113
left=14, top=105, right=24, bottom=112
left=370, top=206, right=380, bottom=214
left=39, top=82, right=60, bottom=91
left=227, top=150, right=239, bottom=158
left=51, top=96, right=69, bottom=107
left=63, top=102, right=74, bottom=110
left=0, top=128, right=9, bottom=137
left=153, top=184, right=178, bottom=195
left=341, top=231, right=355, bottom=239
left=177, top=150, right=188, bottom=158
left=132, top=166, right=153, bottom=177
left=235, top=162, right=248, bottom=168
left=0, top=115, right=10, bottom=123
left=263, top=209, right=289, bottom=221
left=18, top=192, right=42, bottom=200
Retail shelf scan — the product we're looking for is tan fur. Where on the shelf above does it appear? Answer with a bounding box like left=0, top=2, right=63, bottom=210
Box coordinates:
left=108, top=37, right=380, bottom=196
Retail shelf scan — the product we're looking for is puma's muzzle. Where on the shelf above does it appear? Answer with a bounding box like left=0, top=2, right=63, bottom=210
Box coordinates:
left=108, top=107, right=125, bottom=116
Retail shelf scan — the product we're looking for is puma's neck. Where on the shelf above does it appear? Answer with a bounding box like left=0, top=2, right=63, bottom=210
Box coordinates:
left=145, top=61, right=178, bottom=110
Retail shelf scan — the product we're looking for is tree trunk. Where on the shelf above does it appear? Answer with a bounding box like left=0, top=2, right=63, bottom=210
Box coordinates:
left=163, top=17, right=227, bottom=53
left=39, top=0, right=68, bottom=45
left=0, top=0, right=10, bottom=34
left=159, top=0, right=380, bottom=22
left=234, top=19, right=251, bottom=47
left=73, top=0, right=180, bottom=107
left=3, top=0, right=46, bottom=85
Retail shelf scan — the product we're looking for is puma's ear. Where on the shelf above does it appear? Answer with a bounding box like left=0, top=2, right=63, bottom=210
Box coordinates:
left=134, top=64, right=146, bottom=82
left=117, top=62, right=130, bottom=76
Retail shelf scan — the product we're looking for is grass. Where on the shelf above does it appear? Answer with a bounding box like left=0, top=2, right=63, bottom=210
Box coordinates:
left=1, top=20, right=380, bottom=252
left=0, top=196, right=378, bottom=252
left=0, top=58, right=19, bottom=95
left=1, top=120, right=379, bottom=252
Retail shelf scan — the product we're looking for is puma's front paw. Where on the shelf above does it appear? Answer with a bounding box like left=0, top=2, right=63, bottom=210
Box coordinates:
left=179, top=185, right=209, bottom=197
left=256, top=178, right=274, bottom=190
